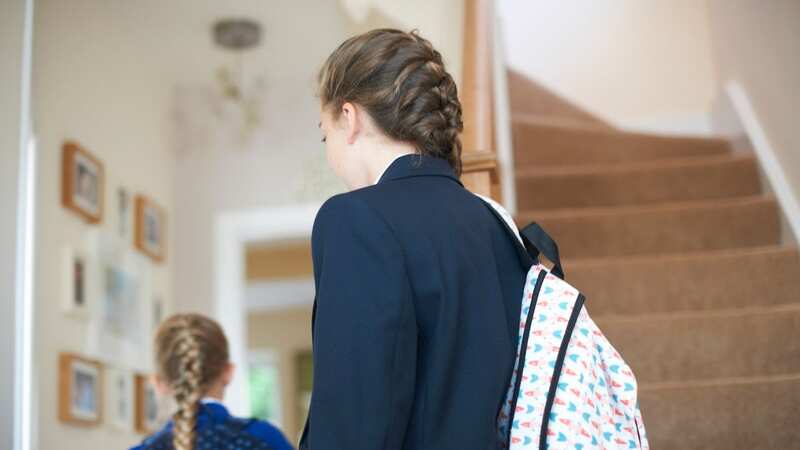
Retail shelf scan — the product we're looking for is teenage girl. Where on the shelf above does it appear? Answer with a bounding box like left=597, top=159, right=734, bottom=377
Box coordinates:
left=300, top=29, right=528, bottom=450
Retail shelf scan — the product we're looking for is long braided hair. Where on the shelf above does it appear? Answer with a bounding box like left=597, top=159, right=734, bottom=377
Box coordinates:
left=155, top=314, right=230, bottom=450
left=318, top=29, right=464, bottom=176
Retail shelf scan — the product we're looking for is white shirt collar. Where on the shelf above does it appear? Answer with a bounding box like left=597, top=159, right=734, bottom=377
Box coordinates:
left=200, top=397, right=225, bottom=407
left=374, top=153, right=415, bottom=185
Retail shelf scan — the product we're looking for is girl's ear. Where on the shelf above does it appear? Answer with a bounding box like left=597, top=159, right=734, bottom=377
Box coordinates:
left=222, top=362, right=235, bottom=387
left=151, top=373, right=172, bottom=396
left=341, top=102, right=361, bottom=145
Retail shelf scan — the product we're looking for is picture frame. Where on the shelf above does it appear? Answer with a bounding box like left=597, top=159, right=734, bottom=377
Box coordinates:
left=105, top=367, right=135, bottom=431
left=62, top=141, right=104, bottom=224
left=62, top=245, right=90, bottom=318
left=134, top=195, right=166, bottom=262
left=59, top=353, right=103, bottom=426
left=134, top=374, right=160, bottom=434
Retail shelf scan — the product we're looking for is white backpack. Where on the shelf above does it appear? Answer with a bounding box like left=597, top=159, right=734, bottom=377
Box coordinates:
left=481, top=197, right=649, bottom=450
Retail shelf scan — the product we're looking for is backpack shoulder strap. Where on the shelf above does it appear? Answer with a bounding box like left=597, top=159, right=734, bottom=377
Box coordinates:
left=476, top=194, right=535, bottom=268
left=520, top=222, right=564, bottom=280
left=500, top=269, right=585, bottom=450
left=476, top=194, right=564, bottom=279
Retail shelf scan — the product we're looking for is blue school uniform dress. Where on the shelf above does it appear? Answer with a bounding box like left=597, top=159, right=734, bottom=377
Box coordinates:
left=131, top=399, right=294, bottom=450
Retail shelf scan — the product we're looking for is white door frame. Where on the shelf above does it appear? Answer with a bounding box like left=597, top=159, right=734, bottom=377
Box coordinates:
left=213, top=202, right=321, bottom=415
left=2, top=0, right=35, bottom=449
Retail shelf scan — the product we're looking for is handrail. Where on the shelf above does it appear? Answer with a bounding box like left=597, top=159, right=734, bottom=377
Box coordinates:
left=491, top=13, right=517, bottom=213
left=460, top=0, right=502, bottom=202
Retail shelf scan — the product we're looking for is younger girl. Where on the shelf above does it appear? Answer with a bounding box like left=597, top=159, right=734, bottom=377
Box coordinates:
left=131, top=313, right=294, bottom=450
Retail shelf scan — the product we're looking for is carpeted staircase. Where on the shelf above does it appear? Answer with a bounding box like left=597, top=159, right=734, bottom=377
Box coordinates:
left=509, top=86, right=800, bottom=448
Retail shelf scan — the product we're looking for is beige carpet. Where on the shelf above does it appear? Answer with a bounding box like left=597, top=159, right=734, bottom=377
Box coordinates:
left=511, top=106, right=800, bottom=448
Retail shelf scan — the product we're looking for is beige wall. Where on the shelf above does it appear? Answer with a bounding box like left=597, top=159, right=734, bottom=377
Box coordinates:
left=247, top=307, right=313, bottom=443
left=708, top=0, right=800, bottom=208
left=31, top=1, right=354, bottom=446
left=172, top=0, right=348, bottom=319
left=341, top=0, right=465, bottom=87
left=33, top=1, right=176, bottom=448
left=499, top=0, right=718, bottom=134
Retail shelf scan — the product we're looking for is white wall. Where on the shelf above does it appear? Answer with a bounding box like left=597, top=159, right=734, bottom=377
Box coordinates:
left=499, top=0, right=717, bottom=135
left=33, top=1, right=176, bottom=448
left=708, top=0, right=800, bottom=219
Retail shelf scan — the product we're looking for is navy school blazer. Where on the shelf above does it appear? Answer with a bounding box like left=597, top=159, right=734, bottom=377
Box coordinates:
left=299, top=155, right=531, bottom=450
left=131, top=401, right=294, bottom=450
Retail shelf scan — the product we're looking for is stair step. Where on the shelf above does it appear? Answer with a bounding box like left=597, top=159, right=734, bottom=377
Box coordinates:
left=563, top=246, right=800, bottom=316
left=512, top=119, right=731, bottom=167
left=639, top=374, right=800, bottom=450
left=517, top=195, right=780, bottom=258
left=595, top=304, right=800, bottom=384
left=509, top=114, right=614, bottom=133
left=515, top=154, right=761, bottom=210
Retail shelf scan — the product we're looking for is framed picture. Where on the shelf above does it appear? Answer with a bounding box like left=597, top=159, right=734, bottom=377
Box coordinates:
left=59, top=353, right=103, bottom=426
left=62, top=141, right=104, bottom=224
left=62, top=245, right=90, bottom=318
left=134, top=374, right=160, bottom=434
left=106, top=367, right=135, bottom=431
left=88, top=230, right=149, bottom=367
left=102, top=260, right=140, bottom=341
left=134, top=195, right=166, bottom=262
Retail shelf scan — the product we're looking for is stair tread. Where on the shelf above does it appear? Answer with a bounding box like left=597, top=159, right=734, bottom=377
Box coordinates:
left=564, top=243, right=796, bottom=266
left=638, top=374, right=800, bottom=449
left=640, top=372, right=800, bottom=391
left=509, top=113, right=616, bottom=132
left=595, top=303, right=800, bottom=383
left=561, top=245, right=800, bottom=316
left=511, top=117, right=732, bottom=168
left=515, top=152, right=760, bottom=210
left=515, top=152, right=754, bottom=177
left=517, top=195, right=780, bottom=258
left=593, top=300, right=800, bottom=323
left=517, top=194, right=774, bottom=220
left=512, top=115, right=729, bottom=144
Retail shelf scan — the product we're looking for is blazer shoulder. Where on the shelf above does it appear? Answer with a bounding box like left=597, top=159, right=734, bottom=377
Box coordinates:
left=314, top=188, right=389, bottom=233
left=241, top=419, right=294, bottom=449
left=130, top=427, right=171, bottom=449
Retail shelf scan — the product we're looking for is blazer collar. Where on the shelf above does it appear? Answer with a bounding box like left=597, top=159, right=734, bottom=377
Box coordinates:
left=163, top=401, right=230, bottom=432
left=377, top=154, right=463, bottom=186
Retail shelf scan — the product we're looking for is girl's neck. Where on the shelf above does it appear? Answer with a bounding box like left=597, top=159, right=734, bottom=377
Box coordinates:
left=203, top=381, right=226, bottom=401
left=361, top=141, right=417, bottom=187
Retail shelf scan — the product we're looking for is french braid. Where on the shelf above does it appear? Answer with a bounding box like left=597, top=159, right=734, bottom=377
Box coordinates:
left=154, top=314, right=230, bottom=450
left=318, top=29, right=464, bottom=175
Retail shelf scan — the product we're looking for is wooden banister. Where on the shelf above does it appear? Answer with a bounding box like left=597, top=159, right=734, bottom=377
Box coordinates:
left=460, top=0, right=501, bottom=200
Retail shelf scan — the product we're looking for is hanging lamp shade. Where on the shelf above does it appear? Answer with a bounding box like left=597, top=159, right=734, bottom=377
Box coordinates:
left=213, top=19, right=262, bottom=51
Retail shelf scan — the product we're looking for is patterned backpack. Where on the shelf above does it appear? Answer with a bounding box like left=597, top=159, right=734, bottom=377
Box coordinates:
left=481, top=197, right=649, bottom=450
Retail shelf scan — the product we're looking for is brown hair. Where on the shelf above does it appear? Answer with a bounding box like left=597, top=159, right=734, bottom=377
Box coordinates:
left=318, top=29, right=464, bottom=176
left=155, top=314, right=230, bottom=450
